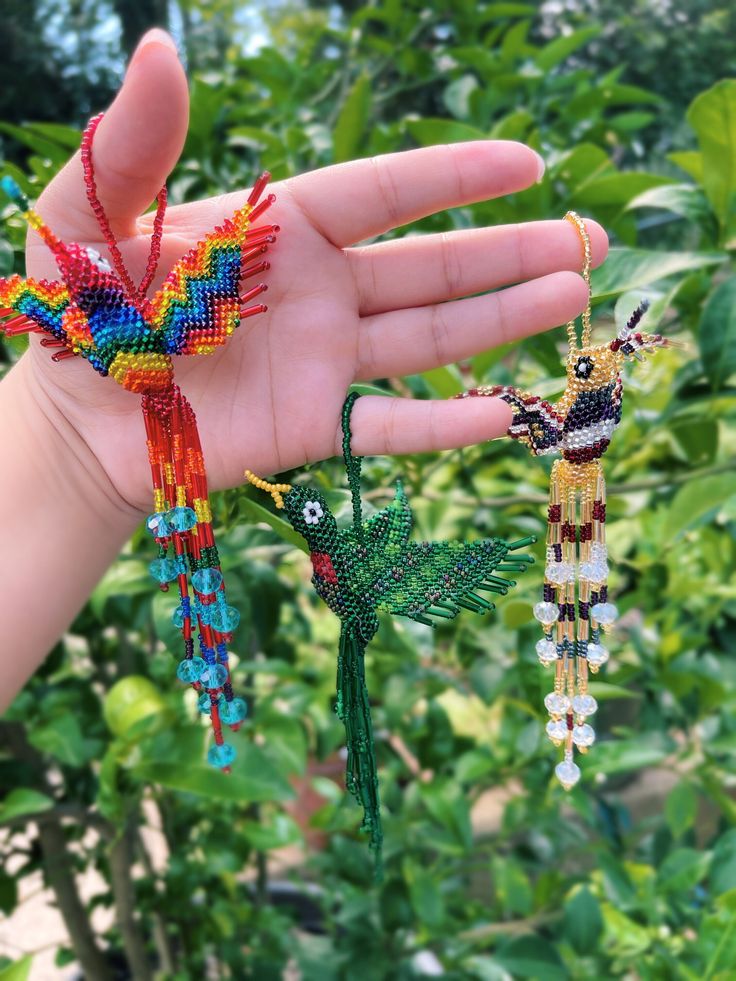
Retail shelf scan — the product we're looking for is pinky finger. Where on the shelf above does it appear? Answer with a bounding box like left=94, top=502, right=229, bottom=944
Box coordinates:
left=340, top=394, right=513, bottom=458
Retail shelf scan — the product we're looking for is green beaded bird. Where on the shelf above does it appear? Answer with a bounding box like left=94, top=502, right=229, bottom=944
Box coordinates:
left=245, top=394, right=535, bottom=874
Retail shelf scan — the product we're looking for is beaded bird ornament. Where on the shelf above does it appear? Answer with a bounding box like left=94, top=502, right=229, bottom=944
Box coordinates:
left=459, top=211, right=670, bottom=789
left=0, top=114, right=279, bottom=770
left=245, top=392, right=536, bottom=873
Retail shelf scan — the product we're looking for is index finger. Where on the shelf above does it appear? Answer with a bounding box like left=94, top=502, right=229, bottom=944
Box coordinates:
left=283, top=141, right=543, bottom=248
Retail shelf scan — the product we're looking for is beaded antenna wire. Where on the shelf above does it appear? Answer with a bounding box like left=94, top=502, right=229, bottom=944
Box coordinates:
left=245, top=392, right=536, bottom=874
left=460, top=212, right=671, bottom=789
left=0, top=114, right=279, bottom=770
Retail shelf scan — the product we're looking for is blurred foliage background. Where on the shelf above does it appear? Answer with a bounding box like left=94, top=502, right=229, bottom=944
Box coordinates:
left=1, top=1, right=736, bottom=979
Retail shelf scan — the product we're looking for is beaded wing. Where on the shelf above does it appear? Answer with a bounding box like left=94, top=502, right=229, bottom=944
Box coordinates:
left=0, top=115, right=279, bottom=769
left=245, top=393, right=535, bottom=874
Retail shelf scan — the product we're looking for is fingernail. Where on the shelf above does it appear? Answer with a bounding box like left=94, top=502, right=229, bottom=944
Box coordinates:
left=533, top=150, right=546, bottom=183
left=127, top=28, right=178, bottom=73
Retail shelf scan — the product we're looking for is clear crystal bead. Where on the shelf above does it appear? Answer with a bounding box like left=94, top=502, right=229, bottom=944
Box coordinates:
left=534, top=602, right=559, bottom=625
left=555, top=758, right=581, bottom=790
left=545, top=561, right=575, bottom=584
left=572, top=693, right=598, bottom=717
left=546, top=719, right=567, bottom=743
left=572, top=723, right=595, bottom=748
left=591, top=602, right=618, bottom=625
left=579, top=559, right=608, bottom=582
left=544, top=692, right=570, bottom=715
left=586, top=643, right=609, bottom=668
left=536, top=639, right=558, bottom=666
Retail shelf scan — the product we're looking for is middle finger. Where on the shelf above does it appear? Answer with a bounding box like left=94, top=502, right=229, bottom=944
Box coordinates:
left=348, top=218, right=608, bottom=316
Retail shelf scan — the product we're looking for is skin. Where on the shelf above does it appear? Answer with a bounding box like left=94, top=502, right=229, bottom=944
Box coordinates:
left=0, top=29, right=607, bottom=707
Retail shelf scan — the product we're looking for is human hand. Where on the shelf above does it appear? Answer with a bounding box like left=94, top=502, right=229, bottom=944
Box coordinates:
left=22, top=28, right=607, bottom=515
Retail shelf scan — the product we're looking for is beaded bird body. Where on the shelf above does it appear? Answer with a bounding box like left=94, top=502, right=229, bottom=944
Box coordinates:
left=246, top=393, right=535, bottom=872
left=0, top=115, right=279, bottom=768
left=460, top=211, right=669, bottom=789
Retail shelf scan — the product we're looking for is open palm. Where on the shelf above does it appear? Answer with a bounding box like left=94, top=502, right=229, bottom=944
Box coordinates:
left=24, top=29, right=606, bottom=514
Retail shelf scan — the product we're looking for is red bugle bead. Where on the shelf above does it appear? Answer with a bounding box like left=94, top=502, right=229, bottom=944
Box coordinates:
left=239, top=283, right=267, bottom=304
left=248, top=194, right=276, bottom=224
left=240, top=303, right=267, bottom=319
left=247, top=171, right=271, bottom=207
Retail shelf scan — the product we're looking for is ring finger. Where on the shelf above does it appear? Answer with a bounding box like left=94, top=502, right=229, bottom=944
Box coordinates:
left=356, top=270, right=588, bottom=380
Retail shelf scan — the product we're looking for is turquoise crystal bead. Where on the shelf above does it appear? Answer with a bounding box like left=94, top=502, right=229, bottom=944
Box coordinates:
left=146, top=512, right=172, bottom=538
left=202, top=663, right=228, bottom=689
left=220, top=697, right=247, bottom=725
left=172, top=605, right=188, bottom=629
left=192, top=567, right=223, bottom=595
left=149, top=557, right=179, bottom=583
left=176, top=656, right=206, bottom=683
left=193, top=600, right=214, bottom=626
left=211, top=604, right=241, bottom=633
left=198, top=691, right=222, bottom=715
left=166, top=506, right=197, bottom=532
left=207, top=742, right=236, bottom=768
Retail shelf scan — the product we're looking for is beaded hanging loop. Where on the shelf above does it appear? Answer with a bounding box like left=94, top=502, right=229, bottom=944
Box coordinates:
left=0, top=116, right=280, bottom=770
left=459, top=212, right=671, bottom=789
left=246, top=393, right=536, bottom=874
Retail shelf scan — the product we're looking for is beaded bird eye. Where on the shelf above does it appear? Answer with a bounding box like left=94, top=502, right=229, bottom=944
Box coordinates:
left=0, top=114, right=280, bottom=769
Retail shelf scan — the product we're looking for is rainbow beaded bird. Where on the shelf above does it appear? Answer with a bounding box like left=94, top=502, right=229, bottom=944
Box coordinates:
left=245, top=393, right=535, bottom=873
left=459, top=211, right=670, bottom=790
left=0, top=114, right=279, bottom=769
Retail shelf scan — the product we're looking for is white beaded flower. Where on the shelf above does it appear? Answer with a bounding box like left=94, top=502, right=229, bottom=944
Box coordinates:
left=302, top=501, right=324, bottom=525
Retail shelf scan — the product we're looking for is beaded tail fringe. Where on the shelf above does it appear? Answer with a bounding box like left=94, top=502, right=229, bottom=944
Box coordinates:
left=143, top=386, right=246, bottom=769
left=534, top=460, right=615, bottom=789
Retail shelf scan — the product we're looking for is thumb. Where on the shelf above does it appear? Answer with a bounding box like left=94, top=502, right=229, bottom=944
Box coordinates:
left=38, top=29, right=189, bottom=240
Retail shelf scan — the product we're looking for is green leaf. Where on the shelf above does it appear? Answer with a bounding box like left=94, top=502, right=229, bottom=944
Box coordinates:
left=669, top=151, right=704, bottom=184
left=133, top=740, right=294, bottom=803
left=28, top=713, right=99, bottom=767
left=406, top=118, right=488, bottom=147
left=667, top=474, right=736, bottom=537
left=333, top=74, right=371, bottom=163
left=243, top=813, right=302, bottom=851
left=0, top=957, right=33, bottom=981
left=0, top=870, right=17, bottom=916
left=90, top=559, right=151, bottom=618
left=564, top=886, right=604, bottom=954
left=590, top=248, right=726, bottom=302
left=586, top=681, right=641, bottom=701
left=494, top=936, right=566, bottom=980
left=0, top=240, right=13, bottom=277
left=711, top=830, right=736, bottom=896
left=574, top=172, right=671, bottom=208
left=590, top=734, right=671, bottom=777
left=404, top=860, right=446, bottom=927
left=0, top=788, right=54, bottom=823
left=699, top=277, right=736, bottom=390
left=421, top=365, right=463, bottom=398
left=671, top=417, right=718, bottom=466
left=239, top=496, right=308, bottom=553
left=492, top=856, right=533, bottom=916
left=420, top=779, right=473, bottom=850
left=626, top=183, right=713, bottom=223
left=686, top=80, right=736, bottom=230
left=665, top=781, right=698, bottom=838
left=657, top=847, right=711, bottom=893
left=534, top=27, right=599, bottom=71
